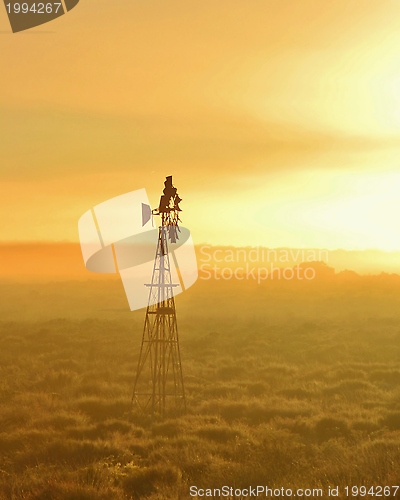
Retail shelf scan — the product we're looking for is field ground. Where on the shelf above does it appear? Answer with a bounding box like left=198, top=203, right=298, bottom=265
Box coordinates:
left=1, top=273, right=400, bottom=499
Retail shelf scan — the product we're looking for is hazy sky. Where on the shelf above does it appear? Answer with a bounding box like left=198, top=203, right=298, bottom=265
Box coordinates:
left=2, top=0, right=400, bottom=249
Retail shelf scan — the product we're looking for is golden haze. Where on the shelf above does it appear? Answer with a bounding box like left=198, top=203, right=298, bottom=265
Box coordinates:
left=1, top=1, right=400, bottom=251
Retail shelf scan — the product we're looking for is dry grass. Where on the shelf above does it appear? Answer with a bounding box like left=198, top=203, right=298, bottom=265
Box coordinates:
left=1, top=275, right=400, bottom=498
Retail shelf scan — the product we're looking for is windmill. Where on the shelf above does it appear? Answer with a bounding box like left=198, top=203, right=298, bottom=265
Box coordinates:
left=132, top=176, right=186, bottom=417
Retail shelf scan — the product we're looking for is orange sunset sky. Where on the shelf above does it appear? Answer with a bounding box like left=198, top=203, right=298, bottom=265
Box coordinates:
left=2, top=0, right=400, bottom=250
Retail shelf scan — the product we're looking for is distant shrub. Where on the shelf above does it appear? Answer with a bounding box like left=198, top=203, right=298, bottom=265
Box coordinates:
left=122, top=465, right=180, bottom=499
left=75, top=398, right=130, bottom=421
left=247, top=382, right=266, bottom=396
left=100, top=419, right=132, bottom=435
left=282, top=419, right=313, bottom=438
left=49, top=358, right=81, bottom=372
left=203, top=385, right=233, bottom=398
left=244, top=405, right=272, bottom=425
left=369, top=370, right=400, bottom=386
left=322, top=380, right=374, bottom=401
left=244, top=405, right=308, bottom=426
left=351, top=420, right=379, bottom=433
left=36, top=412, right=85, bottom=431
left=152, top=420, right=182, bottom=438
left=334, top=368, right=366, bottom=380
left=66, top=425, right=101, bottom=440
left=128, top=443, right=150, bottom=458
left=217, top=365, right=242, bottom=381
left=0, top=407, right=31, bottom=432
left=314, top=417, right=349, bottom=442
left=381, top=412, right=400, bottom=430
left=18, top=439, right=124, bottom=468
left=196, top=425, right=240, bottom=443
left=279, top=388, right=313, bottom=399
left=220, top=402, right=247, bottom=422
left=32, top=369, right=77, bottom=392
left=0, top=433, right=26, bottom=454
left=30, top=482, right=124, bottom=500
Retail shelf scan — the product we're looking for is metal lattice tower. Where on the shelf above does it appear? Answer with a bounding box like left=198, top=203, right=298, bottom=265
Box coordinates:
left=132, top=177, right=186, bottom=417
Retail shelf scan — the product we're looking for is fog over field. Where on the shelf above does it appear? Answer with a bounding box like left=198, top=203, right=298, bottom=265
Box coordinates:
left=1, top=267, right=400, bottom=498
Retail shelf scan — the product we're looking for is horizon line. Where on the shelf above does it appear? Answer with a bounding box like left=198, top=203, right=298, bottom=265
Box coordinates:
left=0, top=240, right=400, bottom=253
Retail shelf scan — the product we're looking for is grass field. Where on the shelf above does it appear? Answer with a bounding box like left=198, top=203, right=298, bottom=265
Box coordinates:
left=1, top=270, right=400, bottom=499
